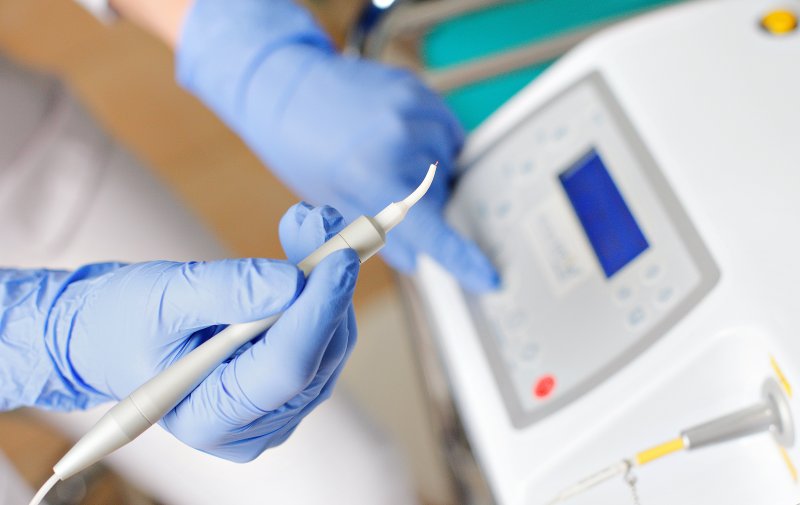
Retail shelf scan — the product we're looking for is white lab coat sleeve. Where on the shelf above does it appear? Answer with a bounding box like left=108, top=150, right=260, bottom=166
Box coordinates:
left=72, top=0, right=117, bottom=23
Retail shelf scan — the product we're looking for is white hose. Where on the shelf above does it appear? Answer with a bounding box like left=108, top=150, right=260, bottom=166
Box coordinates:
left=27, top=473, right=59, bottom=505
left=546, top=460, right=631, bottom=504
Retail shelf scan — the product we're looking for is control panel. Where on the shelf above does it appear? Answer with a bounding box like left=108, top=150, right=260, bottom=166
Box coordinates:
left=447, top=73, right=719, bottom=427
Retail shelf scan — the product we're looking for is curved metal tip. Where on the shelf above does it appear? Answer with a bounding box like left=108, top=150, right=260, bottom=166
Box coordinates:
left=403, top=163, right=437, bottom=208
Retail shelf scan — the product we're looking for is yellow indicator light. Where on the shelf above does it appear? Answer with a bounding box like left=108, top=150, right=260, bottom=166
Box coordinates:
left=771, top=355, right=794, bottom=398
left=778, top=445, right=798, bottom=483
left=635, top=437, right=685, bottom=466
left=761, top=9, right=798, bottom=35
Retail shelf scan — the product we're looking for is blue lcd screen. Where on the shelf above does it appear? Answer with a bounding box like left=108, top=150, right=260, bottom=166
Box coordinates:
left=559, top=149, right=649, bottom=278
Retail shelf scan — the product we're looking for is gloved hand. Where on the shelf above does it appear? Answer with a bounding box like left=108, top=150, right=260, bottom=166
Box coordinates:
left=1, top=204, right=357, bottom=462
left=176, top=0, right=498, bottom=292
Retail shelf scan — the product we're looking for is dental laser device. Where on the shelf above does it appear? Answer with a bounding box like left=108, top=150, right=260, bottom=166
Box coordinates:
left=27, top=164, right=439, bottom=505
left=403, top=0, right=800, bottom=503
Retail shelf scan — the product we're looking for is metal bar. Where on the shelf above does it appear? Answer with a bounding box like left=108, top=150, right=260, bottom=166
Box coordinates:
left=363, top=0, right=512, bottom=58
left=387, top=0, right=513, bottom=34
left=424, top=22, right=610, bottom=92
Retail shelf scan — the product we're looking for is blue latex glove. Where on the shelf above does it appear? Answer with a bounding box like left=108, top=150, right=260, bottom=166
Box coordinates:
left=0, top=204, right=358, bottom=462
left=176, top=0, right=499, bottom=292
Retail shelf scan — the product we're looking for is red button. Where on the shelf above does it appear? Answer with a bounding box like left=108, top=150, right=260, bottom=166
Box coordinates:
left=534, top=375, right=556, bottom=399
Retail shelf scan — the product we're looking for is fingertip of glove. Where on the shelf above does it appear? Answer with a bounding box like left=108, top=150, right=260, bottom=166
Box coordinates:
left=421, top=223, right=500, bottom=293
left=291, top=201, right=315, bottom=225
left=314, top=205, right=346, bottom=237
left=457, top=242, right=501, bottom=293
left=280, top=202, right=313, bottom=242
left=405, top=216, right=499, bottom=293
left=283, top=203, right=346, bottom=240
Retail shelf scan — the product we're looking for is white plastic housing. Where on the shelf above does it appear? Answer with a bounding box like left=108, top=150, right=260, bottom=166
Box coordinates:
left=412, top=1, right=800, bottom=504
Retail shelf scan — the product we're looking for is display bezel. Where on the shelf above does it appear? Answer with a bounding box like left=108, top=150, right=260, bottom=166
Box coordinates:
left=457, top=72, right=720, bottom=428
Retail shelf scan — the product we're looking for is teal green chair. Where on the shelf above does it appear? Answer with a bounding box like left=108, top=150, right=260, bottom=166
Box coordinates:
left=415, top=0, right=680, bottom=130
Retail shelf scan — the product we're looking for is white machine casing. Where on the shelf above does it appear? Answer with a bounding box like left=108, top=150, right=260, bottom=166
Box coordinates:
left=414, top=0, right=800, bottom=504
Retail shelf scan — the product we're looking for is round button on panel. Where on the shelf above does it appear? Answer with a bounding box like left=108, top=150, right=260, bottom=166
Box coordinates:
left=627, top=306, right=647, bottom=329
left=474, top=201, right=489, bottom=221
left=614, top=285, right=634, bottom=305
left=505, top=309, right=528, bottom=330
left=641, top=263, right=663, bottom=285
left=654, top=286, right=675, bottom=309
left=533, top=375, right=556, bottom=399
left=495, top=201, right=512, bottom=219
left=519, top=342, right=540, bottom=362
left=761, top=9, right=797, bottom=35
left=521, top=160, right=535, bottom=175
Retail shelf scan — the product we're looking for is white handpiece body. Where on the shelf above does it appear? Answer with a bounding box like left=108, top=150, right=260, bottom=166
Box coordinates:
left=43, top=163, right=436, bottom=492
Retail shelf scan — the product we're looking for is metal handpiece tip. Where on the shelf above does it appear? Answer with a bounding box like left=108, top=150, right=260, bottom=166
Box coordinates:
left=403, top=163, right=437, bottom=208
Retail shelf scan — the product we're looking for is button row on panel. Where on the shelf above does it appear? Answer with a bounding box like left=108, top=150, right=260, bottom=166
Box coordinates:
left=489, top=309, right=541, bottom=363
left=624, top=294, right=676, bottom=329
left=614, top=262, right=676, bottom=330
left=642, top=263, right=662, bottom=284
left=616, top=264, right=664, bottom=305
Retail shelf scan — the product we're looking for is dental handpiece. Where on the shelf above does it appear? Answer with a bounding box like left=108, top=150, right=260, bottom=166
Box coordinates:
left=28, top=163, right=438, bottom=505
left=634, top=377, right=794, bottom=466
left=546, top=378, right=795, bottom=504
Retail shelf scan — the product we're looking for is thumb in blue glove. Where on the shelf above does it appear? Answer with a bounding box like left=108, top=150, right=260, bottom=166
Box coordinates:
left=41, top=203, right=358, bottom=462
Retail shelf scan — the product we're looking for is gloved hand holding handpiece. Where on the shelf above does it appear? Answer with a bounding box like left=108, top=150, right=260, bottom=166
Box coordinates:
left=22, top=162, right=438, bottom=504
left=3, top=204, right=357, bottom=463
